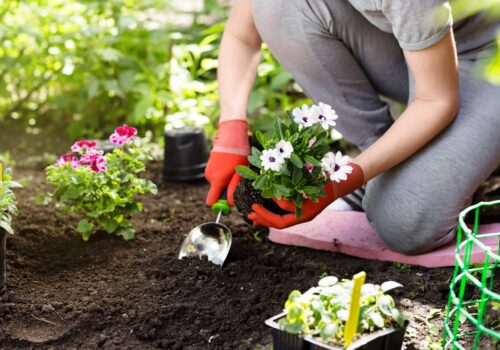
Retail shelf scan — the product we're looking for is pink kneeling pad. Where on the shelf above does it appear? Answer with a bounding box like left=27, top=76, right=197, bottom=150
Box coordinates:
left=268, top=210, right=499, bottom=268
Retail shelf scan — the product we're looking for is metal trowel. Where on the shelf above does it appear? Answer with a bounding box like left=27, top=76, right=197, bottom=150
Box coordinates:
left=178, top=192, right=232, bottom=267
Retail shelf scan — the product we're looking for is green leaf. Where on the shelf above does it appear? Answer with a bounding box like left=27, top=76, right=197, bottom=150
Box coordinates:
left=261, top=188, right=274, bottom=198
left=248, top=155, right=261, bottom=168
left=292, top=166, right=302, bottom=185
left=77, top=219, right=94, bottom=241
left=274, top=116, right=284, bottom=139
left=236, top=166, right=258, bottom=179
left=117, top=227, right=135, bottom=240
left=61, top=187, right=80, bottom=202
left=303, top=186, right=321, bottom=195
left=285, top=322, right=303, bottom=334
left=0, top=219, right=14, bottom=235
left=289, top=153, right=303, bottom=168
left=303, top=155, right=321, bottom=167
left=100, top=219, right=118, bottom=233
left=253, top=175, right=266, bottom=190
left=320, top=323, right=337, bottom=341
left=255, top=130, right=267, bottom=148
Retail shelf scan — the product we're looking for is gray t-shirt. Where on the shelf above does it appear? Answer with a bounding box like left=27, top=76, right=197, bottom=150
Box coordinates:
left=347, top=0, right=452, bottom=50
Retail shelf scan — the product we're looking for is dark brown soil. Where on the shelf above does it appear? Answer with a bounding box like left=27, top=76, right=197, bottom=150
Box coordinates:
left=233, top=179, right=289, bottom=223
left=0, top=160, right=498, bottom=350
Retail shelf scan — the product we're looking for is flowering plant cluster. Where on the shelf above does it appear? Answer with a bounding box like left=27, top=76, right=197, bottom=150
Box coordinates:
left=236, top=103, right=352, bottom=217
left=0, top=168, right=21, bottom=235
left=280, top=276, right=406, bottom=345
left=45, top=125, right=157, bottom=241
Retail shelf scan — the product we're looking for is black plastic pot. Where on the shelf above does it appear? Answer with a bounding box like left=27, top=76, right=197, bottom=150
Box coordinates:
left=0, top=229, right=6, bottom=293
left=266, top=312, right=408, bottom=350
left=163, top=126, right=209, bottom=182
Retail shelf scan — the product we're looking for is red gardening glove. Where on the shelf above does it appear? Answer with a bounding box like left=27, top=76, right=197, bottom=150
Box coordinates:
left=205, top=120, right=250, bottom=207
left=248, top=163, right=365, bottom=229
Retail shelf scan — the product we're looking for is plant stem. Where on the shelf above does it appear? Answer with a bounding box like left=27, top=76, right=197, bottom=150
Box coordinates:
left=0, top=229, right=6, bottom=293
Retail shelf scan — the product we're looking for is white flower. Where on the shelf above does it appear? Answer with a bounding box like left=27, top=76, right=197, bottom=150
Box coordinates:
left=275, top=140, right=293, bottom=159
left=315, top=102, right=338, bottom=130
left=321, top=151, right=353, bottom=183
left=260, top=149, right=285, bottom=172
left=292, top=104, right=318, bottom=127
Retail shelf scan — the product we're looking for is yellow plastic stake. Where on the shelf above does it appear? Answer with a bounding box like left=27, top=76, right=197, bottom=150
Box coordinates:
left=0, top=162, right=3, bottom=182
left=344, top=271, right=366, bottom=348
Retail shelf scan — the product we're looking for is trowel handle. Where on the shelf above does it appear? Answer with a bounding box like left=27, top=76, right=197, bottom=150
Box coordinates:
left=211, top=189, right=231, bottom=216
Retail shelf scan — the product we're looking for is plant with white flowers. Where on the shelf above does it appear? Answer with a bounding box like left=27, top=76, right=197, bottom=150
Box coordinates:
left=236, top=102, right=351, bottom=217
left=279, top=275, right=406, bottom=346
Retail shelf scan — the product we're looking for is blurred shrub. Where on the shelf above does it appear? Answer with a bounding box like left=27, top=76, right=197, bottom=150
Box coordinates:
left=0, top=0, right=310, bottom=142
left=452, top=0, right=500, bottom=84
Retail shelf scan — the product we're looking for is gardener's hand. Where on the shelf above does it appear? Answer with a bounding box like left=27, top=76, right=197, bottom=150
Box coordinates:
left=205, top=119, right=251, bottom=207
left=248, top=163, right=365, bottom=228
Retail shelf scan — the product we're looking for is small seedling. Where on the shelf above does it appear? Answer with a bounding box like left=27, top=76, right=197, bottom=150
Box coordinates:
left=393, top=262, right=412, bottom=272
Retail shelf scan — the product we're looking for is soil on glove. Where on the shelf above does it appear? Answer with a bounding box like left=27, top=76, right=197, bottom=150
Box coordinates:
left=0, top=160, right=498, bottom=350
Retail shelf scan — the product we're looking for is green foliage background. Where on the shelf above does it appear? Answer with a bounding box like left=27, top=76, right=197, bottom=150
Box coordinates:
left=0, top=0, right=308, bottom=142
left=0, top=0, right=498, bottom=142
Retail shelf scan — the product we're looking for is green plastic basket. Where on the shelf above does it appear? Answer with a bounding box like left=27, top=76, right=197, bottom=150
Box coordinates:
left=443, top=200, right=500, bottom=349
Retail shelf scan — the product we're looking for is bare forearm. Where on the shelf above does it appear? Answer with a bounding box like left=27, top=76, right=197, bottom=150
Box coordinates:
left=218, top=32, right=261, bottom=121
left=354, top=98, right=458, bottom=180
left=218, top=0, right=262, bottom=122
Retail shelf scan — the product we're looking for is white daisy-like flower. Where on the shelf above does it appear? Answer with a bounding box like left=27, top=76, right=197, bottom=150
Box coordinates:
left=275, top=140, right=293, bottom=159
left=321, top=151, right=353, bottom=183
left=260, top=149, right=285, bottom=172
left=315, top=102, right=338, bottom=130
left=292, top=104, right=318, bottom=127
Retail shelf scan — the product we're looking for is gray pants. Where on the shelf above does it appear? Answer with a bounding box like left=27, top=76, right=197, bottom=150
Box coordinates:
left=252, top=0, right=500, bottom=254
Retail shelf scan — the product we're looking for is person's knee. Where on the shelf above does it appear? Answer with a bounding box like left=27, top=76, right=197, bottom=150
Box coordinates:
left=368, top=212, right=456, bottom=255
left=364, top=183, right=457, bottom=255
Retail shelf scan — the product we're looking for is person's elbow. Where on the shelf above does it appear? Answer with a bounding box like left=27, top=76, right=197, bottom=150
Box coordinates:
left=439, top=92, right=460, bottom=124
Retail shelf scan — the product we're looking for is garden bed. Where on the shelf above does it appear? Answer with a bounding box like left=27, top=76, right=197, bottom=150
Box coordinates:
left=0, top=160, right=494, bottom=350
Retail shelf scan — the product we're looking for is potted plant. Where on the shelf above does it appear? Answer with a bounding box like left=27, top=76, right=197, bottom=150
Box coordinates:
left=266, top=274, right=408, bottom=350
left=43, top=125, right=158, bottom=241
left=266, top=272, right=408, bottom=350
left=0, top=166, right=21, bottom=293
left=234, top=102, right=351, bottom=219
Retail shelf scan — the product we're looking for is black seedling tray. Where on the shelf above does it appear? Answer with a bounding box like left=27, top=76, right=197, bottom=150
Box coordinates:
left=265, top=312, right=407, bottom=350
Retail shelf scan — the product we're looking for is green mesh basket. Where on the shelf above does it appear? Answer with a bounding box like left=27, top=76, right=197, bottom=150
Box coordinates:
left=443, top=200, right=500, bottom=349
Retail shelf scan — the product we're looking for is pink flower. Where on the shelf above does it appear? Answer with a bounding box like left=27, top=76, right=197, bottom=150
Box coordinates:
left=109, top=124, right=137, bottom=145
left=80, top=149, right=107, bottom=172
left=56, top=153, right=80, bottom=169
left=90, top=155, right=107, bottom=173
left=71, top=140, right=97, bottom=153
left=305, top=163, right=314, bottom=173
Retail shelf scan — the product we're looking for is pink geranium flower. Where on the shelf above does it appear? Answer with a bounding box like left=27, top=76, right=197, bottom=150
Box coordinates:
left=109, top=125, right=137, bottom=145
left=90, top=155, right=107, bottom=173
left=56, top=153, right=80, bottom=169
left=71, top=140, right=97, bottom=153
left=79, top=149, right=107, bottom=173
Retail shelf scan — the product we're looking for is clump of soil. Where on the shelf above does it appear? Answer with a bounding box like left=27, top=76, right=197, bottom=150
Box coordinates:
left=233, top=179, right=289, bottom=223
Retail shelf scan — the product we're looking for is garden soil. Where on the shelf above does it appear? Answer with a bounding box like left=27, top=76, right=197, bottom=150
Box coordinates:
left=0, top=161, right=498, bottom=350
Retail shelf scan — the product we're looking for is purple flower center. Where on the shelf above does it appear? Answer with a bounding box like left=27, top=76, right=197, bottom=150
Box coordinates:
left=269, top=157, right=276, bottom=162
left=334, top=164, right=340, bottom=171
left=319, top=115, right=326, bottom=121
left=302, top=117, right=308, bottom=122
left=279, top=148, right=284, bottom=153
